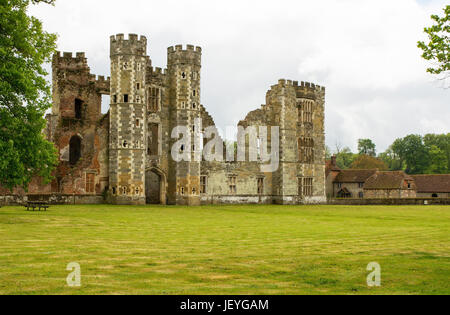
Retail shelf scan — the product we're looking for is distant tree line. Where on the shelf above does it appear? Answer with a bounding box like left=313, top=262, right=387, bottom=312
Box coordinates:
left=329, top=134, right=450, bottom=175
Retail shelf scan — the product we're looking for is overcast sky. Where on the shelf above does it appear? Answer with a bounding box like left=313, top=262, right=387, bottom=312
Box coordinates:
left=30, top=0, right=449, bottom=153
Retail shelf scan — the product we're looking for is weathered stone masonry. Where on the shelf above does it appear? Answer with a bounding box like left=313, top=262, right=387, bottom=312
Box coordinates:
left=2, top=33, right=327, bottom=205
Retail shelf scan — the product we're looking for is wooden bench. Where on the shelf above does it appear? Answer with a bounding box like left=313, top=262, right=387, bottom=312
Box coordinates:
left=25, top=201, right=49, bottom=211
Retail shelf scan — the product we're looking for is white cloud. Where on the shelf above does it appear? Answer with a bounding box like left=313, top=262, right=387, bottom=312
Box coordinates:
left=30, top=0, right=449, bottom=152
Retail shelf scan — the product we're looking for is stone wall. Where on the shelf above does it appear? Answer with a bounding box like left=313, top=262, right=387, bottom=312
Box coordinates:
left=364, top=188, right=417, bottom=199
left=333, top=182, right=364, bottom=198
left=0, top=194, right=104, bottom=206
left=417, top=192, right=450, bottom=198
left=330, top=198, right=450, bottom=205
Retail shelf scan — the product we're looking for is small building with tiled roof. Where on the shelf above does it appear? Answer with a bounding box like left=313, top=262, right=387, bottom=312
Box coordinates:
left=330, top=168, right=377, bottom=199
left=411, top=175, right=450, bottom=198
left=364, top=171, right=416, bottom=199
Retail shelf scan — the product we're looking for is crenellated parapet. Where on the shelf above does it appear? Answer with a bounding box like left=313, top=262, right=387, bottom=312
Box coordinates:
left=110, top=33, right=147, bottom=57
left=89, top=75, right=111, bottom=95
left=146, top=66, right=167, bottom=86
left=167, top=44, right=202, bottom=67
left=53, top=51, right=90, bottom=70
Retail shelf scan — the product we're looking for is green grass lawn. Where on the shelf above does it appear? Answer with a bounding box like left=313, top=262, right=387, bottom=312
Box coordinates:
left=0, top=204, right=449, bottom=295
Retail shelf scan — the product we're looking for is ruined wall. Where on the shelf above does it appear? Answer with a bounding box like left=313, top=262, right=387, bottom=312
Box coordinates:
left=199, top=79, right=326, bottom=205
left=45, top=52, right=110, bottom=196
left=145, top=66, right=169, bottom=205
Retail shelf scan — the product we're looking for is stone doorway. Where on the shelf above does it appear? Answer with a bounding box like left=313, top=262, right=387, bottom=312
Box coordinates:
left=145, top=168, right=166, bottom=205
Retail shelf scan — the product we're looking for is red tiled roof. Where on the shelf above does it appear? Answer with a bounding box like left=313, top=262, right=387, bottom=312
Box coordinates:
left=364, top=171, right=415, bottom=190
left=334, top=169, right=377, bottom=183
left=411, top=175, right=450, bottom=193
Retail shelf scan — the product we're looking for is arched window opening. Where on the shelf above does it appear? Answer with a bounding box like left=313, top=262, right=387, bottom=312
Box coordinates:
left=69, top=136, right=82, bottom=165
left=75, top=99, right=83, bottom=119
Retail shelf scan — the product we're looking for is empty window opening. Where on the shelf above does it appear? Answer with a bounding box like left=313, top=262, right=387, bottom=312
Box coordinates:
left=298, top=137, right=315, bottom=164
left=181, top=187, right=185, bottom=195
left=75, top=99, right=83, bottom=119
left=181, top=72, right=186, bottom=79
left=124, top=94, right=129, bottom=103
left=229, top=176, right=237, bottom=194
left=113, top=95, right=117, bottom=103
left=123, top=140, right=128, bottom=148
left=299, top=177, right=313, bottom=197
left=112, top=187, right=116, bottom=195
left=136, top=119, right=140, bottom=127
left=69, top=135, right=82, bottom=165
left=192, top=103, right=196, bottom=109
left=200, top=176, right=207, bottom=194
left=432, top=193, right=438, bottom=198
left=257, top=178, right=264, bottom=195
left=137, top=83, right=140, bottom=90
left=298, top=99, right=313, bottom=124
left=192, top=187, right=196, bottom=195
left=101, top=95, right=110, bottom=114
left=148, top=87, right=160, bottom=112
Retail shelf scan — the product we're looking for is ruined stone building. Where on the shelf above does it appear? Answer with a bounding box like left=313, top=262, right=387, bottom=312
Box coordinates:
left=14, top=33, right=327, bottom=205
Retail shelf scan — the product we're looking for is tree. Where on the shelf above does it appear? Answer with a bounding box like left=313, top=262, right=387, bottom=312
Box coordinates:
left=427, top=145, right=448, bottom=174
left=350, top=154, right=388, bottom=171
left=417, top=5, right=449, bottom=82
left=335, top=147, right=356, bottom=169
left=0, top=0, right=58, bottom=191
left=423, top=133, right=450, bottom=173
left=391, top=135, right=430, bottom=174
left=358, top=139, right=376, bottom=156
left=378, top=147, right=403, bottom=171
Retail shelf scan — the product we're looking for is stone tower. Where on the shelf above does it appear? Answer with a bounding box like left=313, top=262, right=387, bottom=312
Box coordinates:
left=109, top=34, right=148, bottom=205
left=167, top=45, right=202, bottom=205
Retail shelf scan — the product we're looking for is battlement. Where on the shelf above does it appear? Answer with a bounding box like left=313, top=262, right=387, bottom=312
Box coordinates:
left=52, top=51, right=90, bottom=73
left=167, top=44, right=202, bottom=54
left=88, top=74, right=110, bottom=83
left=110, top=33, right=147, bottom=44
left=149, top=67, right=167, bottom=75
left=110, top=33, right=147, bottom=57
left=167, top=44, right=202, bottom=67
left=89, top=75, right=110, bottom=94
left=276, top=79, right=325, bottom=92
